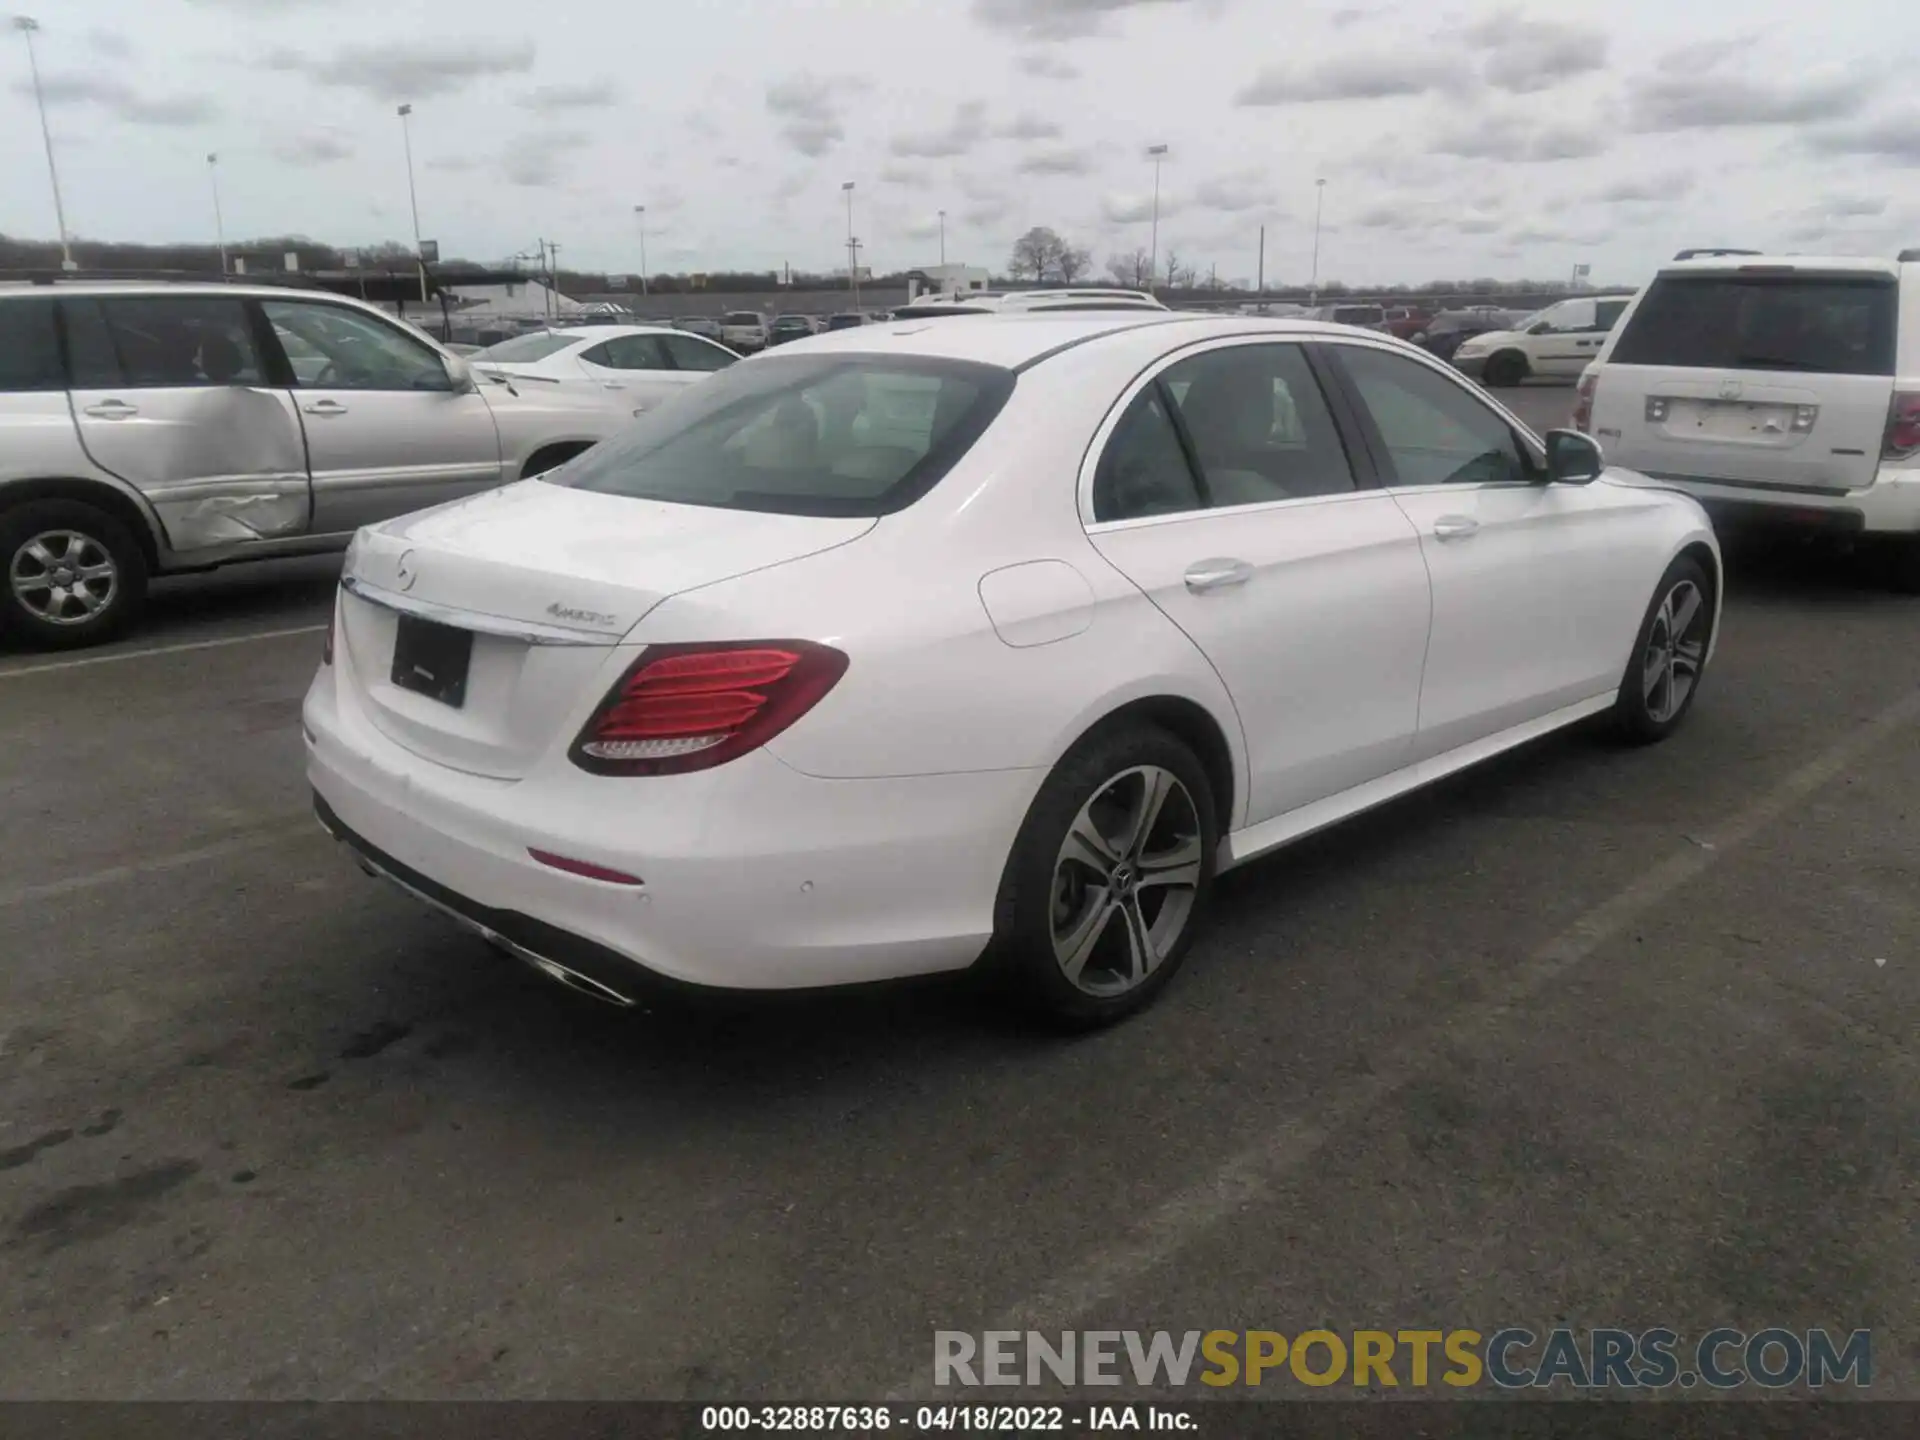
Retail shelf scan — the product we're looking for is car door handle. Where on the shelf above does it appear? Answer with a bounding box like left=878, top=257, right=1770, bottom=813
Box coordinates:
left=600, top=381, right=626, bottom=390
left=82, top=400, right=137, bottom=419
left=1432, top=515, right=1480, bottom=541
left=1183, top=558, right=1253, bottom=592
left=302, top=400, right=348, bottom=417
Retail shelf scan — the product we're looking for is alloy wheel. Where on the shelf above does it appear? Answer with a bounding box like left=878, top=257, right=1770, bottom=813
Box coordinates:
left=10, top=530, right=118, bottom=626
left=1050, top=765, right=1204, bottom=997
left=1642, top=578, right=1707, bottom=724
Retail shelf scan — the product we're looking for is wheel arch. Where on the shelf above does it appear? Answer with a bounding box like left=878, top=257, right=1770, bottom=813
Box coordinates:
left=1056, top=691, right=1241, bottom=833
left=0, top=476, right=165, bottom=572
left=1676, top=536, right=1724, bottom=658
left=520, top=439, right=600, bottom=480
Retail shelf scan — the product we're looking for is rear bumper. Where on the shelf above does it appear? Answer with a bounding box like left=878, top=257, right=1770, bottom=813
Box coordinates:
left=1641, top=467, right=1920, bottom=536
left=302, top=663, right=1041, bottom=992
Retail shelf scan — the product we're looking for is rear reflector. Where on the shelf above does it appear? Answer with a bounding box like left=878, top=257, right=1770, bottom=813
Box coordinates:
left=527, top=849, right=645, bottom=886
left=1884, top=390, right=1920, bottom=461
left=571, top=640, right=850, bottom=776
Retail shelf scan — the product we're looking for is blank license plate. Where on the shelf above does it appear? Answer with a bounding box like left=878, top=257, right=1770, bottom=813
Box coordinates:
left=390, top=615, right=473, bottom=708
left=1671, top=399, right=1795, bottom=438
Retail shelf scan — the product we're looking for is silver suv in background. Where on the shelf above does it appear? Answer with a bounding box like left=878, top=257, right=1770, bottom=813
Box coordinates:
left=719, top=311, right=770, bottom=353
left=0, top=282, right=628, bottom=648
left=1579, top=254, right=1920, bottom=588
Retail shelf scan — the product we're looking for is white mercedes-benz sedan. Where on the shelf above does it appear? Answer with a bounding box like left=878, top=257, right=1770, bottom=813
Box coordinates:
left=304, top=313, right=1721, bottom=1026
left=470, top=324, right=737, bottom=416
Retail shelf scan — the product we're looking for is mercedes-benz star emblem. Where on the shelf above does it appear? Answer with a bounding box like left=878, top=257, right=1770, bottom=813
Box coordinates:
left=395, top=550, right=418, bottom=592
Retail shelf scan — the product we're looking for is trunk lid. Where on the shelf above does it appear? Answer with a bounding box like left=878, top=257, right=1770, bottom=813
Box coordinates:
left=338, top=480, right=874, bottom=778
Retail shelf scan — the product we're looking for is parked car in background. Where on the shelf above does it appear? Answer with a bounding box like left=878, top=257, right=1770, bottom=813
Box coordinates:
left=1451, top=294, right=1637, bottom=386
left=824, top=312, right=868, bottom=330
left=720, top=312, right=771, bottom=353
left=1384, top=306, right=1431, bottom=340
left=0, top=282, right=625, bottom=648
left=308, top=310, right=1718, bottom=1026
left=471, top=325, right=736, bottom=417
left=1410, top=308, right=1525, bottom=362
left=891, top=289, right=1168, bottom=319
left=767, top=315, right=819, bottom=346
left=675, top=316, right=725, bottom=342
left=1306, top=303, right=1389, bottom=332
left=1579, top=252, right=1920, bottom=588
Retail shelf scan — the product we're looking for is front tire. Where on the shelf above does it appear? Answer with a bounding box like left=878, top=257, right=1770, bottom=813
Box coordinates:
left=1484, top=350, right=1529, bottom=387
left=0, top=499, right=149, bottom=650
left=1613, top=555, right=1713, bottom=743
left=988, top=724, right=1219, bottom=1028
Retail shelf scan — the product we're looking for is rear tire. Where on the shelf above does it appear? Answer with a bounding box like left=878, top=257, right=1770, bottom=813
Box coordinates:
left=0, top=498, right=148, bottom=650
left=1484, top=350, right=1529, bottom=387
left=987, top=723, right=1218, bottom=1028
left=1612, top=555, right=1713, bottom=744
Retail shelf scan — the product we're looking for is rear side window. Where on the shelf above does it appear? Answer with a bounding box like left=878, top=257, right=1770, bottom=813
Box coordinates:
left=0, top=299, right=62, bottom=392
left=1610, top=275, right=1896, bottom=376
left=659, top=334, right=734, bottom=371
left=555, top=355, right=1013, bottom=517
left=63, top=296, right=264, bottom=389
left=478, top=333, right=576, bottom=362
left=583, top=335, right=670, bottom=370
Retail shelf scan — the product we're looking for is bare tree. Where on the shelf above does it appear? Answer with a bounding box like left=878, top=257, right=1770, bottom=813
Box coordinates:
left=1106, top=247, right=1152, bottom=287
left=1008, top=226, right=1064, bottom=283
left=1161, top=249, right=1200, bottom=290
left=1055, top=242, right=1093, bottom=284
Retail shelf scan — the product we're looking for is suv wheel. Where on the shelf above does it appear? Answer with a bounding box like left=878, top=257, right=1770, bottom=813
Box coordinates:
left=0, top=499, right=149, bottom=650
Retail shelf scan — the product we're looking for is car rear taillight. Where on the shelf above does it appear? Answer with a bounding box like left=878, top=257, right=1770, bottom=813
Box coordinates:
left=1884, top=390, right=1920, bottom=461
left=570, top=641, right=849, bottom=776
left=1573, top=372, right=1599, bottom=433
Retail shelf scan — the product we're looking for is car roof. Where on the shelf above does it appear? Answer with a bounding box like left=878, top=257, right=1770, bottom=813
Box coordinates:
left=1657, top=255, right=1903, bottom=278
left=765, top=311, right=1396, bottom=370
left=0, top=280, right=395, bottom=304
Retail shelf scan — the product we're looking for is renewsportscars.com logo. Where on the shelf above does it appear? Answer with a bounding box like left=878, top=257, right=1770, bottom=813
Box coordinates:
left=933, top=1328, right=1873, bottom=1391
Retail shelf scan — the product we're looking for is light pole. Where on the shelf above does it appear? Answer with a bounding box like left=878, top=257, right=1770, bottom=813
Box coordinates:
left=1309, top=177, right=1326, bottom=306
left=938, top=208, right=946, bottom=266
left=206, top=153, right=227, bottom=277
left=13, top=16, right=73, bottom=270
left=397, top=103, right=427, bottom=303
left=1146, top=143, right=1168, bottom=292
left=841, top=180, right=858, bottom=303
left=633, top=205, right=649, bottom=297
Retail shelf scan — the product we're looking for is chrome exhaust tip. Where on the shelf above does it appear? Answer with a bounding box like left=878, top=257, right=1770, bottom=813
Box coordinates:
left=481, top=930, right=639, bottom=1008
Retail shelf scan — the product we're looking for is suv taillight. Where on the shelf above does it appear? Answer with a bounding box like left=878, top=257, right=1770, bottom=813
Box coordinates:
left=1884, top=390, right=1920, bottom=461
left=1572, top=372, right=1599, bottom=433
left=570, top=641, right=849, bottom=776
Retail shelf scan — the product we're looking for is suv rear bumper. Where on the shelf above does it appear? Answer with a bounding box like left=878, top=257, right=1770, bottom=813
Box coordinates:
left=1645, top=467, right=1920, bottom=536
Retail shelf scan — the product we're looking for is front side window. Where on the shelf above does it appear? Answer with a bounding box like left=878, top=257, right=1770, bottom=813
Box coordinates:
left=78, top=296, right=264, bottom=389
left=1162, top=343, right=1355, bottom=506
left=659, top=334, right=734, bottom=372
left=262, top=301, right=448, bottom=391
left=0, top=299, right=62, bottom=393
left=1608, top=274, right=1897, bottom=376
left=1336, top=346, right=1530, bottom=488
left=555, top=355, right=1011, bottom=516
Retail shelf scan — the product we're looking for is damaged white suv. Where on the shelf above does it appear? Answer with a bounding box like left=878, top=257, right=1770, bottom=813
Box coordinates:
left=0, top=282, right=626, bottom=648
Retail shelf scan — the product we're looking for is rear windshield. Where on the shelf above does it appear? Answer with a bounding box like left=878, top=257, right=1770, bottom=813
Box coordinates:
left=476, top=333, right=575, bottom=362
left=826, top=315, right=866, bottom=329
left=723, top=313, right=763, bottom=326
left=553, top=355, right=1016, bottom=517
left=1332, top=307, right=1384, bottom=324
left=891, top=304, right=992, bottom=318
left=1610, top=274, right=1897, bottom=376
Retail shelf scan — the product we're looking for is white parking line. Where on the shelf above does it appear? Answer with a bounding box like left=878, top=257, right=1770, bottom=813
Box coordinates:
left=0, top=819, right=319, bottom=911
left=887, top=683, right=1920, bottom=1401
left=0, top=623, right=326, bottom=680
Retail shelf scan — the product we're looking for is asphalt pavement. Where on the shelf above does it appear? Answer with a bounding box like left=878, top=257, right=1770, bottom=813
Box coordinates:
left=1, top=385, right=1915, bottom=1401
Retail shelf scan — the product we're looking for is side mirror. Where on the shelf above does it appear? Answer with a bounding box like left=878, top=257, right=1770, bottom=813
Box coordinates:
left=1543, top=428, right=1604, bottom=485
left=441, top=353, right=476, bottom=394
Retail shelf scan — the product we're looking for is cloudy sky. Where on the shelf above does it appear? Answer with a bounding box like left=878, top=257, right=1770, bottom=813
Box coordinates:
left=3, top=0, right=1915, bottom=286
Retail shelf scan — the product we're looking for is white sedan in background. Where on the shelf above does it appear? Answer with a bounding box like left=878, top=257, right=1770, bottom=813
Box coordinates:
left=471, top=324, right=737, bottom=416
left=307, top=314, right=1720, bottom=1028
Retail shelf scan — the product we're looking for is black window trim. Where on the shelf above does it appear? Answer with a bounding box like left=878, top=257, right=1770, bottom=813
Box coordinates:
left=1083, top=334, right=1380, bottom=528
left=1316, top=338, right=1545, bottom=491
